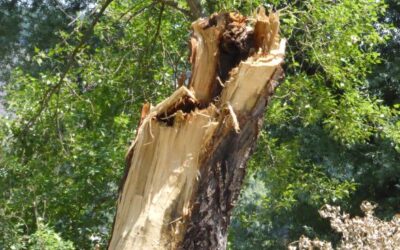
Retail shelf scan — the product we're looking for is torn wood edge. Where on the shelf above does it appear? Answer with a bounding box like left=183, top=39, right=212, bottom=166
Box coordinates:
left=189, top=16, right=224, bottom=103
left=180, top=65, right=285, bottom=250
left=108, top=9, right=286, bottom=250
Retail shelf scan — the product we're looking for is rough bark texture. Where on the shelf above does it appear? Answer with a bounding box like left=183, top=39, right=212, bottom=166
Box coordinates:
left=108, top=8, right=285, bottom=250
left=181, top=67, right=283, bottom=249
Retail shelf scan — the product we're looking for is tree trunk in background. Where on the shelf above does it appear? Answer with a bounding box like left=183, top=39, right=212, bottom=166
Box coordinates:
left=108, top=9, right=285, bottom=250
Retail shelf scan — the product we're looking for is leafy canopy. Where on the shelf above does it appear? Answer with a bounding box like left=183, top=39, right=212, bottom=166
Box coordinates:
left=0, top=0, right=399, bottom=249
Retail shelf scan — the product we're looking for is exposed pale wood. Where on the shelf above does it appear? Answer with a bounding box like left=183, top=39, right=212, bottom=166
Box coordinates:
left=108, top=8, right=285, bottom=250
left=109, top=106, right=218, bottom=249
left=189, top=16, right=224, bottom=103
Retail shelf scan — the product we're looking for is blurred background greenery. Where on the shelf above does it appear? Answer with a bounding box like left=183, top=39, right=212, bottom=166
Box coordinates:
left=0, top=0, right=399, bottom=249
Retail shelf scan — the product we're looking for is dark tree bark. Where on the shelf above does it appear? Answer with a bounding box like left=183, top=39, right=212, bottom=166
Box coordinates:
left=108, top=9, right=285, bottom=250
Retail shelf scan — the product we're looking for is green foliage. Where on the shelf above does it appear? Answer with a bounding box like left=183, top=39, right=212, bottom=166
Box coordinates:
left=0, top=0, right=94, bottom=81
left=229, top=0, right=400, bottom=248
left=1, top=0, right=399, bottom=249
left=1, top=0, right=188, bottom=248
left=28, top=221, right=75, bottom=250
left=0, top=212, right=74, bottom=250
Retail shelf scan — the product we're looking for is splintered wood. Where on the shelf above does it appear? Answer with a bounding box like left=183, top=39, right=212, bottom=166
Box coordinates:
left=109, top=8, right=285, bottom=250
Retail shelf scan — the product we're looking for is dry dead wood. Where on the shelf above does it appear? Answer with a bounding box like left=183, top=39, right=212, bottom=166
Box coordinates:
left=108, top=8, right=285, bottom=250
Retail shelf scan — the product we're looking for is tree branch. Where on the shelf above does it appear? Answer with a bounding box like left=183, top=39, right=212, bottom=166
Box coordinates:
left=186, top=0, right=203, bottom=20
left=124, top=2, right=157, bottom=25
left=118, top=2, right=156, bottom=23
left=158, top=0, right=192, bottom=18
left=19, top=0, right=114, bottom=135
left=148, top=3, right=165, bottom=55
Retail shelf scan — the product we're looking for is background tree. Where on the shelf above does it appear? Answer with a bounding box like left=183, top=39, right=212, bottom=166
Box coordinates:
left=0, top=0, right=399, bottom=249
left=230, top=0, right=400, bottom=249
left=0, top=0, right=96, bottom=80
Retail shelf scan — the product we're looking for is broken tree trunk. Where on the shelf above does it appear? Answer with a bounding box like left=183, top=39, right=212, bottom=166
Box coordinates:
left=108, top=9, right=285, bottom=250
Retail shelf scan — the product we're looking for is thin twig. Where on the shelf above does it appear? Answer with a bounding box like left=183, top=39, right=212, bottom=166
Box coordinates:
left=277, top=0, right=299, bottom=13
left=124, top=2, right=157, bottom=25
left=54, top=0, right=74, bottom=21
left=149, top=3, right=165, bottom=55
left=158, top=0, right=191, bottom=17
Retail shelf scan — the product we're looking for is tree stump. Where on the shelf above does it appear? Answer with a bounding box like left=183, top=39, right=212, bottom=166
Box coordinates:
left=108, top=8, right=285, bottom=250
